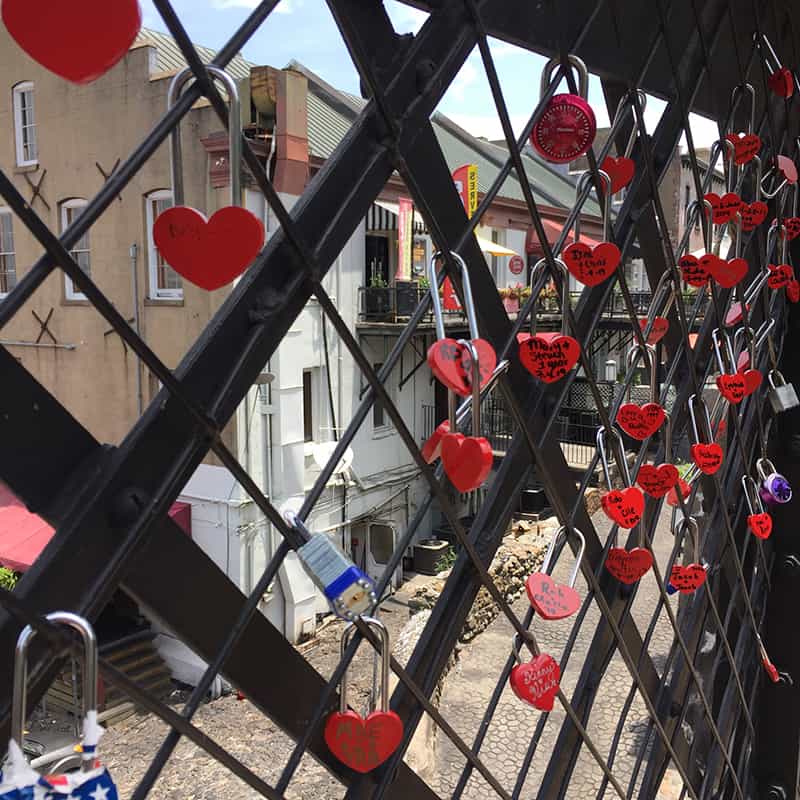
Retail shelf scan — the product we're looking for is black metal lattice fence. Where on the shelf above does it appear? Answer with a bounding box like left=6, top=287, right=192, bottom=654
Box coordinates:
left=1, top=1, right=800, bottom=798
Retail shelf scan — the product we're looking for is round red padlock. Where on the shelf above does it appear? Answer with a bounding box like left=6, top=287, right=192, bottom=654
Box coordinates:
left=531, top=56, right=597, bottom=164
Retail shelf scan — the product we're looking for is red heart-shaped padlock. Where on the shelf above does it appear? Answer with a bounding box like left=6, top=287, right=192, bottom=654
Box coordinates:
left=428, top=339, right=469, bottom=395
left=2, top=0, right=142, bottom=84
left=666, top=478, right=692, bottom=507
left=639, top=317, right=669, bottom=345
left=153, top=206, right=265, bottom=291
left=785, top=217, right=800, bottom=240
left=725, top=133, right=761, bottom=165
left=747, top=512, right=772, bottom=539
left=788, top=279, right=800, bottom=303
left=324, top=710, right=403, bottom=773
left=679, top=254, right=716, bottom=287
left=518, top=333, right=580, bottom=383
left=616, top=402, right=666, bottom=440
left=767, top=263, right=794, bottom=289
left=636, top=463, right=679, bottom=498
left=563, top=242, right=621, bottom=286
left=710, top=257, right=747, bottom=288
left=740, top=368, right=762, bottom=396
left=441, top=433, right=493, bottom=492
left=525, top=573, right=581, bottom=620
left=459, top=339, right=498, bottom=390
left=740, top=201, right=768, bottom=232
left=725, top=301, right=750, bottom=326
left=605, top=547, right=653, bottom=584
left=669, top=564, right=707, bottom=594
left=776, top=155, right=798, bottom=183
left=704, top=192, right=742, bottom=225
left=601, top=156, right=635, bottom=194
left=601, top=487, right=644, bottom=529
left=716, top=373, right=746, bottom=404
left=509, top=653, right=560, bottom=711
left=421, top=421, right=450, bottom=463
left=768, top=67, right=794, bottom=98
left=690, top=443, right=723, bottom=475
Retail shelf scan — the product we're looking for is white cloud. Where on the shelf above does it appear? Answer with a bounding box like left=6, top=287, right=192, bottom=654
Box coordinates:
left=444, top=113, right=531, bottom=142
left=449, top=60, right=479, bottom=103
left=383, top=1, right=428, bottom=34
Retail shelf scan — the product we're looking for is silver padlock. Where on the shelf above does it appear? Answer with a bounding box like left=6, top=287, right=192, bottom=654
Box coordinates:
left=768, top=369, right=800, bottom=413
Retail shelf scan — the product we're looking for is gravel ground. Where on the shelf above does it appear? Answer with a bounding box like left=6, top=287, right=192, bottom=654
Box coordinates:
left=98, top=596, right=412, bottom=799
left=71, top=506, right=684, bottom=799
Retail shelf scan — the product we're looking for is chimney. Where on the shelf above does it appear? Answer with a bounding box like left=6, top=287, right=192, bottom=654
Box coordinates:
left=273, top=68, right=309, bottom=195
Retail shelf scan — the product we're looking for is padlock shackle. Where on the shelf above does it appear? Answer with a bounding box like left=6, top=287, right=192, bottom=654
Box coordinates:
left=340, top=617, right=390, bottom=714
left=676, top=515, right=701, bottom=565
left=528, top=257, right=548, bottom=336
left=685, top=199, right=714, bottom=254
left=643, top=270, right=676, bottom=326
left=733, top=325, right=756, bottom=371
left=688, top=393, right=713, bottom=445
left=768, top=368, right=788, bottom=390
left=540, top=525, right=586, bottom=589
left=741, top=473, right=764, bottom=515
left=756, top=456, right=777, bottom=482
left=712, top=327, right=736, bottom=375
left=729, top=83, right=756, bottom=137
left=760, top=160, right=789, bottom=200
left=454, top=360, right=510, bottom=429
left=755, top=317, right=775, bottom=352
left=757, top=32, right=783, bottom=75
left=458, top=339, right=482, bottom=437
left=575, top=170, right=613, bottom=243
left=428, top=251, right=479, bottom=341
left=13, top=613, right=97, bottom=771
left=168, top=66, right=242, bottom=208
left=663, top=410, right=673, bottom=463
left=596, top=425, right=632, bottom=489
left=625, top=344, right=657, bottom=404
left=539, top=54, right=589, bottom=100
left=608, top=89, right=647, bottom=160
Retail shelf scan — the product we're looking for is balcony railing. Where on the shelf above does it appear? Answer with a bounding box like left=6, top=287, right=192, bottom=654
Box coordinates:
left=359, top=285, right=710, bottom=324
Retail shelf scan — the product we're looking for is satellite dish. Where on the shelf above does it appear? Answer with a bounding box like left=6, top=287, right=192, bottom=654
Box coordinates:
left=312, top=441, right=354, bottom=474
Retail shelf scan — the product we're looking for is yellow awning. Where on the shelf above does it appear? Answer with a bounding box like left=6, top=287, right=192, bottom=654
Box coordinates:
left=475, top=235, right=519, bottom=257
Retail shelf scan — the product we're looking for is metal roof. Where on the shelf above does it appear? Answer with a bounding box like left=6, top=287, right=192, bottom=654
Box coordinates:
left=129, top=36, right=597, bottom=213
left=131, top=28, right=252, bottom=81
left=292, top=60, right=599, bottom=214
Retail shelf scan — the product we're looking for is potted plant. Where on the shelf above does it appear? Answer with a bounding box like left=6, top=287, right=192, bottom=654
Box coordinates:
left=364, top=273, right=392, bottom=320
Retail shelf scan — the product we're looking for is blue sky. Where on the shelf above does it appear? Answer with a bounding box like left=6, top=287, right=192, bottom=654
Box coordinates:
left=139, top=0, right=720, bottom=147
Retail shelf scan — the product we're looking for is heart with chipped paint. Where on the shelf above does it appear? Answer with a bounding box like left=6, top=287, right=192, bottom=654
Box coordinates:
left=617, top=402, right=666, bottom=440
left=601, top=487, right=644, bottom=529
left=606, top=547, right=653, bottom=584
left=636, top=463, right=679, bottom=498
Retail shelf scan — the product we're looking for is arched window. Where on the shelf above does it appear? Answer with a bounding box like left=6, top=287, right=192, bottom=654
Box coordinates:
left=60, top=199, right=90, bottom=300
left=145, top=190, right=182, bottom=299
left=12, top=82, right=37, bottom=167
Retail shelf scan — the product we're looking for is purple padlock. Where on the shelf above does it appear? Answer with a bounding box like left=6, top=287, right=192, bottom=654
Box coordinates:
left=757, top=457, right=792, bottom=506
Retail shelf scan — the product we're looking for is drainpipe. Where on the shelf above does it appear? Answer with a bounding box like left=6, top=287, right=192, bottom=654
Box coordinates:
left=130, top=243, right=143, bottom=416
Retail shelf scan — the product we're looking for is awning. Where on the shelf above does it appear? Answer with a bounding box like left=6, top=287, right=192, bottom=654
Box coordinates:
left=475, top=235, right=519, bottom=257
left=367, top=200, right=427, bottom=234
left=0, top=483, right=191, bottom=572
left=526, top=218, right=601, bottom=253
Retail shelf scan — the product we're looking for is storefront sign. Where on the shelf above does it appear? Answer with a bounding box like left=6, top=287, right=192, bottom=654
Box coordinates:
left=396, top=197, right=413, bottom=280
left=509, top=255, right=525, bottom=275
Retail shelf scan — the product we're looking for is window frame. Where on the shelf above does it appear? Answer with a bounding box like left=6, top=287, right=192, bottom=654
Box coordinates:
left=60, top=199, right=90, bottom=301
left=145, top=189, right=183, bottom=300
left=0, top=207, right=17, bottom=297
left=12, top=82, right=38, bottom=167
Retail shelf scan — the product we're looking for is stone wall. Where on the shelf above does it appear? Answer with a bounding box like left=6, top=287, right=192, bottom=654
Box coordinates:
left=408, top=522, right=550, bottom=641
